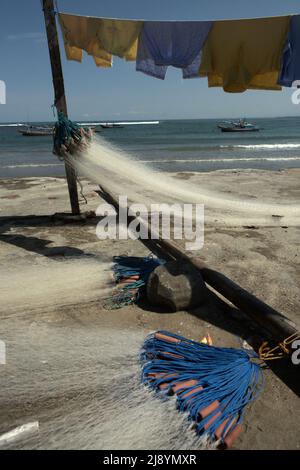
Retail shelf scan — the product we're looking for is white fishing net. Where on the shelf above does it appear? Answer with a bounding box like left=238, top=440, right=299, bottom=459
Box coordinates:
left=0, top=319, right=214, bottom=450
left=70, top=135, right=300, bottom=227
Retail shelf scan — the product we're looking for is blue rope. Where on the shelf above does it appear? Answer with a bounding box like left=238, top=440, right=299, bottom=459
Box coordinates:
left=113, top=255, right=164, bottom=285
left=53, top=112, right=92, bottom=158
left=141, top=331, right=264, bottom=444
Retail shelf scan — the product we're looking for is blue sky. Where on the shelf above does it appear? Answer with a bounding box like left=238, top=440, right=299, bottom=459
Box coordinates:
left=1, top=0, right=300, bottom=122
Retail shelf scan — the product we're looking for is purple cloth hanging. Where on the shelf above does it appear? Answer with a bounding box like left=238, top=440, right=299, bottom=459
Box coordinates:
left=136, top=21, right=213, bottom=79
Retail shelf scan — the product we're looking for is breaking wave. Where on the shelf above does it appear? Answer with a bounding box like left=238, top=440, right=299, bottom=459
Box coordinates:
left=145, top=156, right=300, bottom=164
left=0, top=123, right=24, bottom=127
left=220, top=143, right=300, bottom=150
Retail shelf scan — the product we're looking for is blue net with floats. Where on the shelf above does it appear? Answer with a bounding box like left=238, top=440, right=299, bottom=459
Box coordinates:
left=53, top=112, right=93, bottom=159
left=104, top=256, right=165, bottom=309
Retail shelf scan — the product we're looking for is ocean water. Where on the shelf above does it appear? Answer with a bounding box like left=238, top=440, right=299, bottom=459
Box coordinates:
left=1, top=117, right=300, bottom=178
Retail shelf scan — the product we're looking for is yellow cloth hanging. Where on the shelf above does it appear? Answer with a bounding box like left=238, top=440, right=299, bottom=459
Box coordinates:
left=199, top=16, right=291, bottom=92
left=59, top=13, right=144, bottom=68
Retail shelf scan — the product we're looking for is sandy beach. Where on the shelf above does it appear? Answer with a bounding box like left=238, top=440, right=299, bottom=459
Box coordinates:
left=0, top=169, right=299, bottom=450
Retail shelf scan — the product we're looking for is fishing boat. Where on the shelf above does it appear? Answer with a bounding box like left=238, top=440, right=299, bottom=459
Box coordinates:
left=218, top=119, right=259, bottom=132
left=18, top=125, right=54, bottom=136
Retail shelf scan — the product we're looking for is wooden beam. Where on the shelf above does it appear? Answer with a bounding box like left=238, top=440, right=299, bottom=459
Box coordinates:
left=42, top=0, right=80, bottom=215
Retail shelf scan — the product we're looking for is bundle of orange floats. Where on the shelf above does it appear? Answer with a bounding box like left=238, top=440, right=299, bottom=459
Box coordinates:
left=141, top=331, right=264, bottom=449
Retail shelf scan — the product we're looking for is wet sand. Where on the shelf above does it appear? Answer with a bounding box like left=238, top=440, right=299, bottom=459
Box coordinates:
left=0, top=169, right=299, bottom=450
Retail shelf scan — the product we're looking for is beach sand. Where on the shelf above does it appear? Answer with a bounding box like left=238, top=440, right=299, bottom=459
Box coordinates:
left=0, top=169, right=299, bottom=450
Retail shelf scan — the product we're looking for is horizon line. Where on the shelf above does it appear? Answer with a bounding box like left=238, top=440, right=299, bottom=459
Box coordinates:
left=1, top=114, right=300, bottom=124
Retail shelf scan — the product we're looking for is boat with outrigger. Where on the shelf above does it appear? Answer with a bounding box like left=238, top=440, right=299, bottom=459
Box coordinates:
left=218, top=119, right=259, bottom=132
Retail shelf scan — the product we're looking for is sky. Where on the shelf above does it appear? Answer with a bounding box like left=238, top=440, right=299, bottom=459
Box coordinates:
left=0, top=0, right=300, bottom=122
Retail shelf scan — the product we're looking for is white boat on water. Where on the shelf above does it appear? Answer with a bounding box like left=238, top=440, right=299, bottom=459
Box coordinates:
left=18, top=125, right=54, bottom=136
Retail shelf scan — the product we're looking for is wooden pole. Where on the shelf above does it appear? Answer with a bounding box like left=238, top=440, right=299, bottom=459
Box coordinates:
left=42, top=0, right=80, bottom=215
